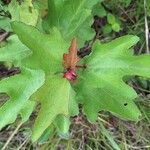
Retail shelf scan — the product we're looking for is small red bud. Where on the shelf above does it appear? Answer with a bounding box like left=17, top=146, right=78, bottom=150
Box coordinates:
left=63, top=69, right=77, bottom=81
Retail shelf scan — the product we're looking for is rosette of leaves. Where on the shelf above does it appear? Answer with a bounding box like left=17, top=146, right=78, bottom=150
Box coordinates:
left=0, top=0, right=99, bottom=141
left=1, top=0, right=150, bottom=143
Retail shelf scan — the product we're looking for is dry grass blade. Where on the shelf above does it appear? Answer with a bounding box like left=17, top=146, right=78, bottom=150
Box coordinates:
left=144, top=0, right=150, bottom=53
left=1, top=122, right=23, bottom=150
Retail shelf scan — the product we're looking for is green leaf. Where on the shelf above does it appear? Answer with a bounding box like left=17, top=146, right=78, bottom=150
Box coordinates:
left=38, top=125, right=54, bottom=144
left=11, top=21, right=69, bottom=74
left=34, top=0, right=48, bottom=11
left=32, top=75, right=78, bottom=142
left=107, top=13, right=116, bottom=25
left=0, top=35, right=31, bottom=62
left=11, top=21, right=79, bottom=141
left=148, top=0, right=150, bottom=16
left=20, top=1, right=38, bottom=26
left=54, top=115, right=70, bottom=139
left=8, top=0, right=39, bottom=26
left=86, top=0, right=101, bottom=9
left=0, top=0, right=38, bottom=32
left=20, top=100, right=36, bottom=122
left=121, top=0, right=131, bottom=7
left=7, top=0, right=20, bottom=21
left=75, top=15, right=95, bottom=47
left=0, top=68, right=45, bottom=129
left=46, top=0, right=99, bottom=46
left=0, top=18, right=11, bottom=31
left=112, top=23, right=121, bottom=32
left=92, top=2, right=106, bottom=17
left=102, top=24, right=112, bottom=35
left=76, top=35, right=150, bottom=122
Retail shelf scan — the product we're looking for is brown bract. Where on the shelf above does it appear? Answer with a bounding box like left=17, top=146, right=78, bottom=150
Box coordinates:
left=63, top=38, right=80, bottom=70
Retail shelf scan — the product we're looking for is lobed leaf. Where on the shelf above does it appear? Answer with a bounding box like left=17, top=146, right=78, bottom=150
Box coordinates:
left=76, top=35, right=150, bottom=122
left=11, top=21, right=79, bottom=141
left=11, top=22, right=69, bottom=74
left=2, top=5, right=149, bottom=142
left=32, top=75, right=78, bottom=142
left=0, top=68, right=45, bottom=129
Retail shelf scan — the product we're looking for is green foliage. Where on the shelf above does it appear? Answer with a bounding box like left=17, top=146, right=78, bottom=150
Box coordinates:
left=102, top=24, right=112, bottom=35
left=8, top=0, right=39, bottom=26
left=0, top=35, right=31, bottom=62
left=31, top=75, right=78, bottom=141
left=0, top=68, right=45, bottom=129
left=0, top=0, right=39, bottom=32
left=92, top=2, right=121, bottom=34
left=44, top=0, right=99, bottom=47
left=147, top=0, right=150, bottom=16
left=10, top=21, right=78, bottom=141
left=120, top=0, right=131, bottom=7
left=76, top=35, right=150, bottom=122
left=11, top=22, right=68, bottom=74
left=38, top=125, right=54, bottom=144
left=92, top=1, right=106, bottom=17
left=107, top=13, right=121, bottom=32
left=99, top=122, right=121, bottom=150
left=0, top=0, right=150, bottom=143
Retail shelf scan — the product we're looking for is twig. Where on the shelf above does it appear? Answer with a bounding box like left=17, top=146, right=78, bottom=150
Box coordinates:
left=144, top=0, right=150, bottom=53
left=118, top=5, right=135, bottom=24
left=1, top=122, right=23, bottom=150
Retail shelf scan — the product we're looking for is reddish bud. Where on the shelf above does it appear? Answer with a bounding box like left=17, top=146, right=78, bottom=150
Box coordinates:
left=63, top=69, right=77, bottom=81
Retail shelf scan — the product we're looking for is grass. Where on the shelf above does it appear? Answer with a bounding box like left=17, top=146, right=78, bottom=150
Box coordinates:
left=1, top=107, right=150, bottom=150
